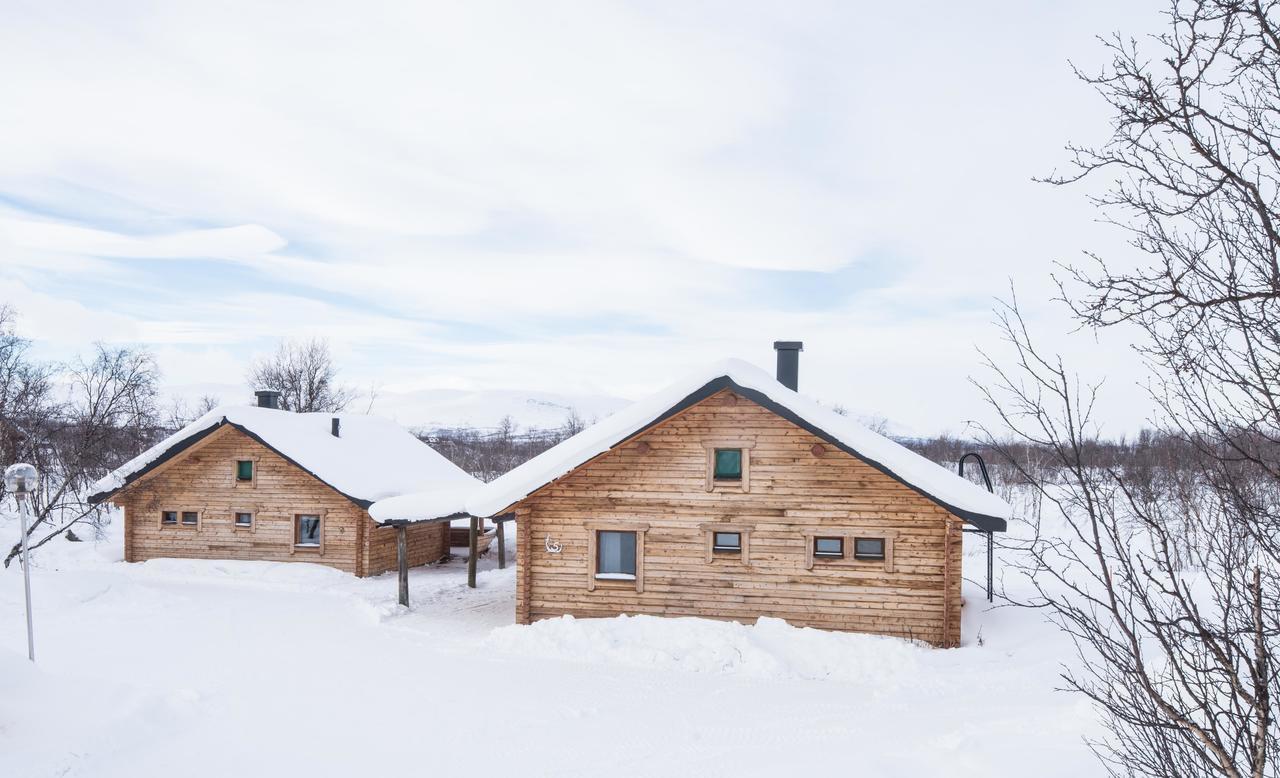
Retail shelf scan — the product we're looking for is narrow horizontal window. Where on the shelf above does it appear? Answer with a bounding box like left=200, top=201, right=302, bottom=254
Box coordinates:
left=295, top=514, right=321, bottom=547
left=713, top=448, right=742, bottom=480
left=854, top=537, right=886, bottom=560
left=813, top=536, right=844, bottom=558
left=596, top=530, right=636, bottom=578
left=161, top=510, right=177, bottom=525
left=236, top=460, right=254, bottom=481
left=712, top=531, right=742, bottom=553
left=180, top=511, right=198, bottom=526
left=234, top=512, right=253, bottom=527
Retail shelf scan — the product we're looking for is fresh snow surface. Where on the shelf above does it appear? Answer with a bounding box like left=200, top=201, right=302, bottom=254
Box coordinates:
left=0, top=509, right=1101, bottom=778
left=89, top=405, right=480, bottom=506
left=468, top=358, right=1013, bottom=522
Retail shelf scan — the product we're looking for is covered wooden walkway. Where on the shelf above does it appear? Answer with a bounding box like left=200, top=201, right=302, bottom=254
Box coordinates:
left=382, top=512, right=515, bottom=606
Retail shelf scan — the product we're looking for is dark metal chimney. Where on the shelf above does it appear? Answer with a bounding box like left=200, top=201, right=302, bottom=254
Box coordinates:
left=773, top=341, right=803, bottom=391
left=255, top=390, right=281, bottom=409
left=331, top=418, right=340, bottom=438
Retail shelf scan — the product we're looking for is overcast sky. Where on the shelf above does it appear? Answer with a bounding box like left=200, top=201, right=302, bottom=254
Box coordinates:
left=0, top=1, right=1166, bottom=434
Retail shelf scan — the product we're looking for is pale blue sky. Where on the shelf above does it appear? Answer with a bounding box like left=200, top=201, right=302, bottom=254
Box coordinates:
left=0, top=0, right=1161, bottom=433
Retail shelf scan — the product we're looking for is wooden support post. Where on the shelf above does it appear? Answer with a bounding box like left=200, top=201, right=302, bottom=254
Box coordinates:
left=396, top=524, right=409, bottom=607
left=496, top=520, right=507, bottom=570
left=467, top=515, right=478, bottom=589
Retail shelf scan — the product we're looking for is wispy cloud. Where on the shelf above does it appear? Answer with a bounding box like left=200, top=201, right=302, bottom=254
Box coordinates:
left=0, top=0, right=1163, bottom=431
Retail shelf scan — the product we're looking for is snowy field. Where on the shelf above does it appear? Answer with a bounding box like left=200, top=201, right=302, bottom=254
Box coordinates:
left=1, top=515, right=1101, bottom=777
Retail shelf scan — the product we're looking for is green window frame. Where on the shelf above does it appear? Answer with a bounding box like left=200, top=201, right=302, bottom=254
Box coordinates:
left=236, top=460, right=254, bottom=482
left=713, top=448, right=742, bottom=480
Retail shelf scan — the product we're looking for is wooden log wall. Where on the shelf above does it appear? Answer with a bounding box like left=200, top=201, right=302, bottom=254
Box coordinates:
left=516, top=389, right=965, bottom=647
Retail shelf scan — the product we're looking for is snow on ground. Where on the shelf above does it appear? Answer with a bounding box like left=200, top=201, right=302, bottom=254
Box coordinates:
left=0, top=512, right=1101, bottom=778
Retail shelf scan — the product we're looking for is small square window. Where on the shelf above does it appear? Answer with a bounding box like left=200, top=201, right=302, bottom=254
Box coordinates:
left=296, top=514, right=321, bottom=547
left=596, top=530, right=637, bottom=578
left=713, top=448, right=742, bottom=480
left=814, top=537, right=844, bottom=558
left=235, top=512, right=253, bottom=528
left=180, top=511, right=198, bottom=526
left=236, top=460, right=254, bottom=481
left=161, top=510, right=177, bottom=525
left=854, top=537, right=886, bottom=560
left=712, top=532, right=742, bottom=553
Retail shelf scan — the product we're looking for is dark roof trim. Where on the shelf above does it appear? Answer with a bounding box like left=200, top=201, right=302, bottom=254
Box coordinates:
left=617, top=376, right=1008, bottom=533
left=378, top=511, right=470, bottom=527
left=88, top=418, right=375, bottom=510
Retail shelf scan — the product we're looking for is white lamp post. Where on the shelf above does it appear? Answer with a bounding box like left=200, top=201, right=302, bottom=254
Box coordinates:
left=5, top=462, right=37, bottom=662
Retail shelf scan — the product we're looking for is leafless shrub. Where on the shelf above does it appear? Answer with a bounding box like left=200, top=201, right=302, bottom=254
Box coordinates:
left=420, top=409, right=591, bottom=482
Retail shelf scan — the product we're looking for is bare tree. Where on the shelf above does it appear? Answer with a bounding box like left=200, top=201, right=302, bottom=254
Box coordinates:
left=164, top=393, right=220, bottom=430
left=975, top=3, right=1280, bottom=772
left=0, top=305, right=57, bottom=505
left=247, top=338, right=355, bottom=413
left=976, top=296, right=1276, bottom=778
left=4, top=343, right=162, bottom=566
left=418, top=411, right=591, bottom=483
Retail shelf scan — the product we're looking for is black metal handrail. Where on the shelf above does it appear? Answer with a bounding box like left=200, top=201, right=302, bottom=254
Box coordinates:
left=958, top=452, right=995, bottom=603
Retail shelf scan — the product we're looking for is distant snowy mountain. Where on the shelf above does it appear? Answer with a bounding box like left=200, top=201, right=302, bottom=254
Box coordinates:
left=371, top=387, right=630, bottom=432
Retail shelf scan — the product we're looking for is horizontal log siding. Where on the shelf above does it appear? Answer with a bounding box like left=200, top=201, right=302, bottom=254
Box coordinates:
left=364, top=522, right=449, bottom=577
left=116, top=425, right=369, bottom=575
left=519, top=390, right=963, bottom=646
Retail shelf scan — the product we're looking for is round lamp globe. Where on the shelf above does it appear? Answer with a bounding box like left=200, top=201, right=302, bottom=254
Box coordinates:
left=4, top=463, right=38, bottom=494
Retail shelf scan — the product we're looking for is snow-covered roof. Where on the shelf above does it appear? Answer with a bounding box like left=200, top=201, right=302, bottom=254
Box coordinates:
left=89, top=406, right=480, bottom=516
left=368, top=485, right=475, bottom=524
left=466, top=359, right=1011, bottom=531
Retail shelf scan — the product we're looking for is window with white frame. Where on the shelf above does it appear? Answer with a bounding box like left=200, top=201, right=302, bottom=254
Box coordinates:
left=596, top=531, right=637, bottom=579
left=585, top=522, right=649, bottom=592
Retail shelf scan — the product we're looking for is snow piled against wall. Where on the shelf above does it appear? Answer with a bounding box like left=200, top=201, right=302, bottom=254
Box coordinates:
left=486, top=614, right=927, bottom=683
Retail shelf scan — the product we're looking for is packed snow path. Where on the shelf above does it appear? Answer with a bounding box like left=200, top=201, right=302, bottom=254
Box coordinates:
left=1, top=526, right=1099, bottom=777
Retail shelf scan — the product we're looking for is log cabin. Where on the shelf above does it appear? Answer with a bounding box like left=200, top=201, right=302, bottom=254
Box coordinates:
left=88, top=391, right=479, bottom=577
left=466, top=343, right=1010, bottom=647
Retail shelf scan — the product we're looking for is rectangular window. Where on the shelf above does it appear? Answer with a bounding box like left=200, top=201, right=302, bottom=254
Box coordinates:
left=713, top=448, right=742, bottom=480
left=813, top=536, right=844, bottom=558
left=161, top=510, right=177, bottom=525
left=295, top=514, right=321, bottom=547
left=854, top=537, right=886, bottom=560
left=180, top=511, right=199, bottom=526
left=596, top=530, right=637, bottom=578
left=236, top=460, right=254, bottom=481
left=712, top=531, right=742, bottom=553
left=235, top=512, right=253, bottom=528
